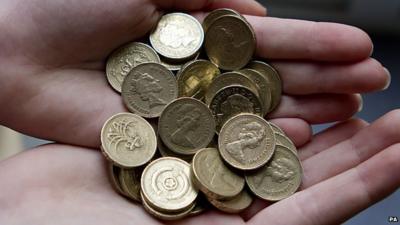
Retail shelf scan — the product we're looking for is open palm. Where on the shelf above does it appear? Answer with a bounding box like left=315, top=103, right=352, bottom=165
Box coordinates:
left=0, top=0, right=396, bottom=224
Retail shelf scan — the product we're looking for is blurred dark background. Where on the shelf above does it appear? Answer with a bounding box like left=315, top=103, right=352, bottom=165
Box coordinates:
left=257, top=0, right=400, bottom=224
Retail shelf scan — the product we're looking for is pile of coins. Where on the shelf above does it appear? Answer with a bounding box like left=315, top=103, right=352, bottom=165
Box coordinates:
left=101, top=9, right=303, bottom=220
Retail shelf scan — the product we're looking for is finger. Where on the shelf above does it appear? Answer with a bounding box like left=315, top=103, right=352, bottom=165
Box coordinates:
left=301, top=110, right=400, bottom=189
left=273, top=58, right=390, bottom=95
left=299, top=118, right=368, bottom=160
left=249, top=143, right=400, bottom=225
left=269, top=118, right=312, bottom=147
left=155, top=0, right=267, bottom=16
left=246, top=16, right=373, bottom=62
left=268, top=94, right=362, bottom=124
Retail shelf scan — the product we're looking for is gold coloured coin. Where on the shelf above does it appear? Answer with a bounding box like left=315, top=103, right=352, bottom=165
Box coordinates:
left=240, top=69, right=273, bottom=116
left=150, top=13, right=204, bottom=60
left=269, top=122, right=284, bottom=134
left=157, top=135, right=193, bottom=162
left=141, top=157, right=198, bottom=213
left=248, top=61, right=282, bottom=112
left=119, top=168, right=141, bottom=202
left=202, top=8, right=243, bottom=32
left=205, top=15, right=256, bottom=71
left=245, top=145, right=303, bottom=201
left=205, top=71, right=259, bottom=106
left=207, top=189, right=253, bottom=213
left=108, top=163, right=127, bottom=197
left=141, top=192, right=195, bottom=221
left=106, top=42, right=161, bottom=93
left=101, top=113, right=157, bottom=168
left=209, top=85, right=263, bottom=132
left=275, top=133, right=298, bottom=155
left=219, top=114, right=276, bottom=170
left=177, top=60, right=220, bottom=100
left=121, top=63, right=178, bottom=118
left=159, top=98, right=216, bottom=155
left=189, top=194, right=208, bottom=216
left=191, top=148, right=245, bottom=200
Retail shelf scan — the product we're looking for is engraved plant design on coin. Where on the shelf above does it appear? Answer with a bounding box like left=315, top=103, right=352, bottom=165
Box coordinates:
left=219, top=114, right=275, bottom=170
left=106, top=42, right=160, bottom=92
left=141, top=158, right=198, bottom=212
left=101, top=113, right=157, bottom=168
left=122, top=63, right=178, bottom=118
left=245, top=145, right=303, bottom=201
left=150, top=13, right=204, bottom=60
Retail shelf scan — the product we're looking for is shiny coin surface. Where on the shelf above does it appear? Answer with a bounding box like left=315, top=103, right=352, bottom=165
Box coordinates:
left=108, top=163, right=127, bottom=197
left=177, top=60, right=220, bottom=100
left=141, top=157, right=198, bottom=212
left=240, top=69, right=272, bottom=116
left=246, top=145, right=303, bottom=201
left=202, top=8, right=242, bottom=32
left=192, top=148, right=245, bottom=200
left=219, top=114, right=276, bottom=170
left=122, top=63, right=178, bottom=118
left=101, top=113, right=157, bottom=168
left=205, top=71, right=259, bottom=106
left=106, top=42, right=161, bottom=93
left=248, top=61, right=282, bottom=112
left=209, top=85, right=263, bottom=132
left=207, top=189, right=253, bottom=213
left=205, top=15, right=256, bottom=71
left=119, top=168, right=141, bottom=202
left=159, top=98, right=216, bottom=155
left=150, top=13, right=204, bottom=60
left=141, top=192, right=195, bottom=221
left=275, top=133, right=298, bottom=155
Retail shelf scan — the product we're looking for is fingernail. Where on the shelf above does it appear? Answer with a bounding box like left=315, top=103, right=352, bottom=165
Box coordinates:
left=382, top=67, right=391, bottom=90
left=369, top=44, right=374, bottom=56
left=356, top=94, right=364, bottom=113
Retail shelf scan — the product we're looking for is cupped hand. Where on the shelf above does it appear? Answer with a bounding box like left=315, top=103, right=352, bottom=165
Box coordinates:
left=0, top=0, right=389, bottom=149
left=1, top=110, right=400, bottom=225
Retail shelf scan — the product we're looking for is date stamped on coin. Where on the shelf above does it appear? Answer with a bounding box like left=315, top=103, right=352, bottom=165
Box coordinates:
left=389, top=216, right=399, bottom=223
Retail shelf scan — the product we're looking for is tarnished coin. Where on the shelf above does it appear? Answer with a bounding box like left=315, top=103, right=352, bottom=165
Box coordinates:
left=269, top=122, right=284, bottom=134
left=209, top=85, right=263, bottom=132
left=245, top=145, right=303, bottom=201
left=108, top=163, right=127, bottom=197
left=106, top=42, right=161, bottom=92
left=205, top=71, right=259, bottom=106
left=150, top=13, right=204, bottom=60
left=157, top=135, right=193, bottom=162
left=141, top=157, right=198, bottom=213
left=159, top=98, right=216, bottom=155
left=240, top=69, right=273, bottom=116
left=192, top=148, right=244, bottom=200
left=219, top=114, right=276, bottom=170
left=275, top=133, right=298, bottom=155
left=248, top=61, right=282, bottom=112
left=141, top=192, right=195, bottom=221
left=101, top=113, right=157, bottom=168
left=119, top=168, right=141, bottom=202
left=177, top=60, right=220, bottom=100
left=205, top=15, right=256, bottom=71
left=203, top=8, right=243, bottom=32
left=121, top=63, right=178, bottom=118
left=207, top=189, right=253, bottom=213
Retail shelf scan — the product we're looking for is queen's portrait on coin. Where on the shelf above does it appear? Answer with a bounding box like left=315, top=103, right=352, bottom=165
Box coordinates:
left=131, top=72, right=167, bottom=108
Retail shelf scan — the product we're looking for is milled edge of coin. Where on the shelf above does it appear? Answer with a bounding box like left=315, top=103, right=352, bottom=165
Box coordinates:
left=100, top=113, right=158, bottom=168
left=245, top=145, right=303, bottom=201
left=141, top=191, right=195, bottom=221
left=119, top=168, right=141, bottom=202
left=157, top=135, right=193, bottom=162
left=218, top=113, right=276, bottom=170
left=121, top=62, right=178, bottom=118
left=140, top=157, right=198, bottom=213
left=191, top=148, right=245, bottom=200
left=106, top=42, right=160, bottom=93
left=107, top=163, right=129, bottom=197
left=202, top=8, right=242, bottom=32
left=275, top=132, right=298, bottom=156
left=247, top=61, right=282, bottom=112
left=158, top=97, right=216, bottom=155
left=150, top=13, right=204, bottom=60
left=207, top=189, right=253, bottom=213
left=205, top=15, right=256, bottom=71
